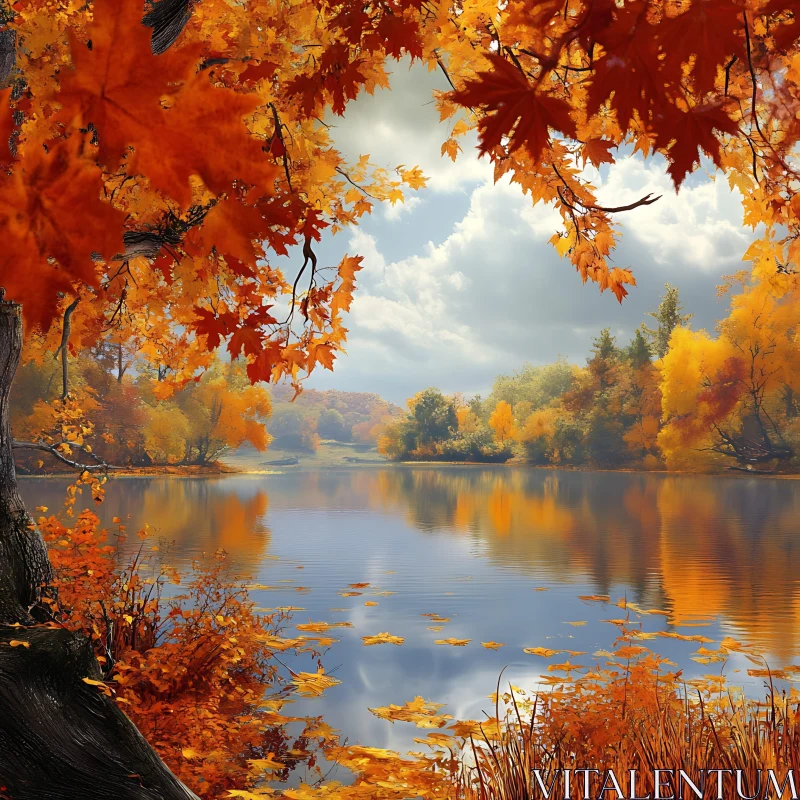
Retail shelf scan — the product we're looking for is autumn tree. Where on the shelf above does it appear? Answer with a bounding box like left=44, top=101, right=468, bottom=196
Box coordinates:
left=643, top=285, right=693, bottom=359
left=488, top=401, right=517, bottom=444
left=659, top=242, right=800, bottom=470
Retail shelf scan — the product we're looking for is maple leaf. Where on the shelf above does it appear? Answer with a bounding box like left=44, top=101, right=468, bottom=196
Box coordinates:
left=55, top=0, right=201, bottom=169
left=0, top=137, right=125, bottom=330
left=451, top=54, right=577, bottom=161
left=191, top=307, right=235, bottom=350
left=581, top=138, right=616, bottom=168
left=658, top=0, right=745, bottom=93
left=655, top=103, right=740, bottom=188
left=128, top=73, right=279, bottom=206
left=586, top=3, right=664, bottom=126
left=523, top=647, right=562, bottom=657
left=361, top=632, right=405, bottom=646
left=228, top=326, right=263, bottom=360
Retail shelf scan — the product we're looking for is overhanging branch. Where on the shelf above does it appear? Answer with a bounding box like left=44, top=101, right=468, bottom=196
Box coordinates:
left=12, top=440, right=117, bottom=472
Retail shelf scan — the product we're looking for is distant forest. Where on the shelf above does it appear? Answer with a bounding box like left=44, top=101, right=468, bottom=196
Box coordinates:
left=378, top=277, right=800, bottom=474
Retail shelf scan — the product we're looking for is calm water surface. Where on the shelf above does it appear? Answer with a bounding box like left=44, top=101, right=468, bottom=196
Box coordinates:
left=19, top=467, right=800, bottom=757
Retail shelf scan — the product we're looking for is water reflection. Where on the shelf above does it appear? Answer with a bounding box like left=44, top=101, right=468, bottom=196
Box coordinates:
left=19, top=468, right=800, bottom=661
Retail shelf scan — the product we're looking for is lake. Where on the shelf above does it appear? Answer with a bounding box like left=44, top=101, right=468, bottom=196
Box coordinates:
left=19, top=467, right=800, bottom=760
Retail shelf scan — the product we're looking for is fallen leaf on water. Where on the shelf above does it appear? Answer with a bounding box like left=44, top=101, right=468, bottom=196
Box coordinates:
left=658, top=631, right=714, bottom=643
left=292, top=671, right=341, bottom=697
left=295, top=620, right=353, bottom=633
left=296, top=634, right=338, bottom=648
left=339, top=591, right=362, bottom=597
left=427, top=626, right=444, bottom=632
left=434, top=638, right=471, bottom=647
left=369, top=697, right=453, bottom=729
left=534, top=587, right=549, bottom=592
left=481, top=641, right=505, bottom=650
left=362, top=632, right=405, bottom=646
left=254, top=633, right=305, bottom=651
left=349, top=582, right=371, bottom=588
left=364, top=601, right=378, bottom=607
left=524, top=647, right=562, bottom=658
left=565, top=621, right=587, bottom=627
left=548, top=660, right=585, bottom=672
left=579, top=595, right=610, bottom=603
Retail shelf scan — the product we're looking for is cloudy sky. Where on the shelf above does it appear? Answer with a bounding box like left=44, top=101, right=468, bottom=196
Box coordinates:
left=299, top=61, right=756, bottom=405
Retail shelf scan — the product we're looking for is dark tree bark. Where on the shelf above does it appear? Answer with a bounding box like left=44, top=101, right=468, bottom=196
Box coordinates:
left=0, top=300, right=50, bottom=624
left=0, top=299, right=199, bottom=799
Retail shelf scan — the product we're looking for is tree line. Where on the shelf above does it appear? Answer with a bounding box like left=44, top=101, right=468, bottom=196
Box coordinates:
left=379, top=254, right=800, bottom=473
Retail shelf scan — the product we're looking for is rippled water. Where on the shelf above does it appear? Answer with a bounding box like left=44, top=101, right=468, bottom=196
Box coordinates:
left=18, top=467, right=800, bottom=756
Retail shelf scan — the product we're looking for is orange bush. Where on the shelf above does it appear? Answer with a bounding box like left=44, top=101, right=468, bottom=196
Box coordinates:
left=38, top=511, right=338, bottom=797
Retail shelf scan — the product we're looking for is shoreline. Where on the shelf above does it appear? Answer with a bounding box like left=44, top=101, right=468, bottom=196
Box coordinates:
left=16, top=459, right=800, bottom=480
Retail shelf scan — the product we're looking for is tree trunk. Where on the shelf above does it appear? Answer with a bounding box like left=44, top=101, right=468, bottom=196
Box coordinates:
left=0, top=300, right=199, bottom=800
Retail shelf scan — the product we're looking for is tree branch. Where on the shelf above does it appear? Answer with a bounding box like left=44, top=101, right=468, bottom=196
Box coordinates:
left=12, top=440, right=117, bottom=472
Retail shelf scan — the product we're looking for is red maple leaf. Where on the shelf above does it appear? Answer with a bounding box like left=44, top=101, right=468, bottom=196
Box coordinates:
left=450, top=53, right=576, bottom=160
left=655, top=103, right=739, bottom=188
left=657, top=0, right=745, bottom=94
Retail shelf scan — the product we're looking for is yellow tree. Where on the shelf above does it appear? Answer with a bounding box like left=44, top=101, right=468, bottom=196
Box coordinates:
left=659, top=239, right=800, bottom=469
left=489, top=400, right=517, bottom=444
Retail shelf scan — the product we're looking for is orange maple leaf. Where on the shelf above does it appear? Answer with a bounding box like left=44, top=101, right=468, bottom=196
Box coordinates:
left=0, top=137, right=125, bottom=329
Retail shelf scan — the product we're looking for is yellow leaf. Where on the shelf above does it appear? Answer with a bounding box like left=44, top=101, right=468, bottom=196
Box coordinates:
left=362, top=632, right=405, bottom=646
left=292, top=671, right=341, bottom=697
left=9, top=640, right=30, bottom=648
left=182, top=748, right=201, bottom=760
left=481, top=641, right=505, bottom=650
left=524, top=647, right=562, bottom=658
left=434, top=638, right=471, bottom=647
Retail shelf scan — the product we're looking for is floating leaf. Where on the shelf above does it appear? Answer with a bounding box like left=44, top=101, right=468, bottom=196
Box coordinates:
left=362, top=632, right=405, bottom=646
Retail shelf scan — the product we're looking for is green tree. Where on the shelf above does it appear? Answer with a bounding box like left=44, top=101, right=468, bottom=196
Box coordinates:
left=412, top=388, right=458, bottom=445
left=317, top=409, right=351, bottom=441
left=588, top=329, right=619, bottom=391
left=626, top=327, right=653, bottom=368
left=643, top=284, right=693, bottom=359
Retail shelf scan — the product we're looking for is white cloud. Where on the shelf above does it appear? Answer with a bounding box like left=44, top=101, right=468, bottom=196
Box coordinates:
left=383, top=195, right=422, bottom=221
left=596, top=156, right=753, bottom=270
left=308, top=64, right=758, bottom=403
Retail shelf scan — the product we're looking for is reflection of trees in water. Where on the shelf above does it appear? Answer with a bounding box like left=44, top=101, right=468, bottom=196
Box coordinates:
left=21, top=470, right=800, bottom=657
left=293, top=468, right=800, bottom=658
left=21, top=477, right=272, bottom=571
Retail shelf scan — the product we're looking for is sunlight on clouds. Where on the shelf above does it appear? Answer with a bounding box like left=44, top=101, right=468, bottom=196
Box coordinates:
left=597, top=156, right=753, bottom=270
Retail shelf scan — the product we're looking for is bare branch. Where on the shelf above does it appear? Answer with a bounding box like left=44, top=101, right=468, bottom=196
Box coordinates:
left=13, top=440, right=117, bottom=472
